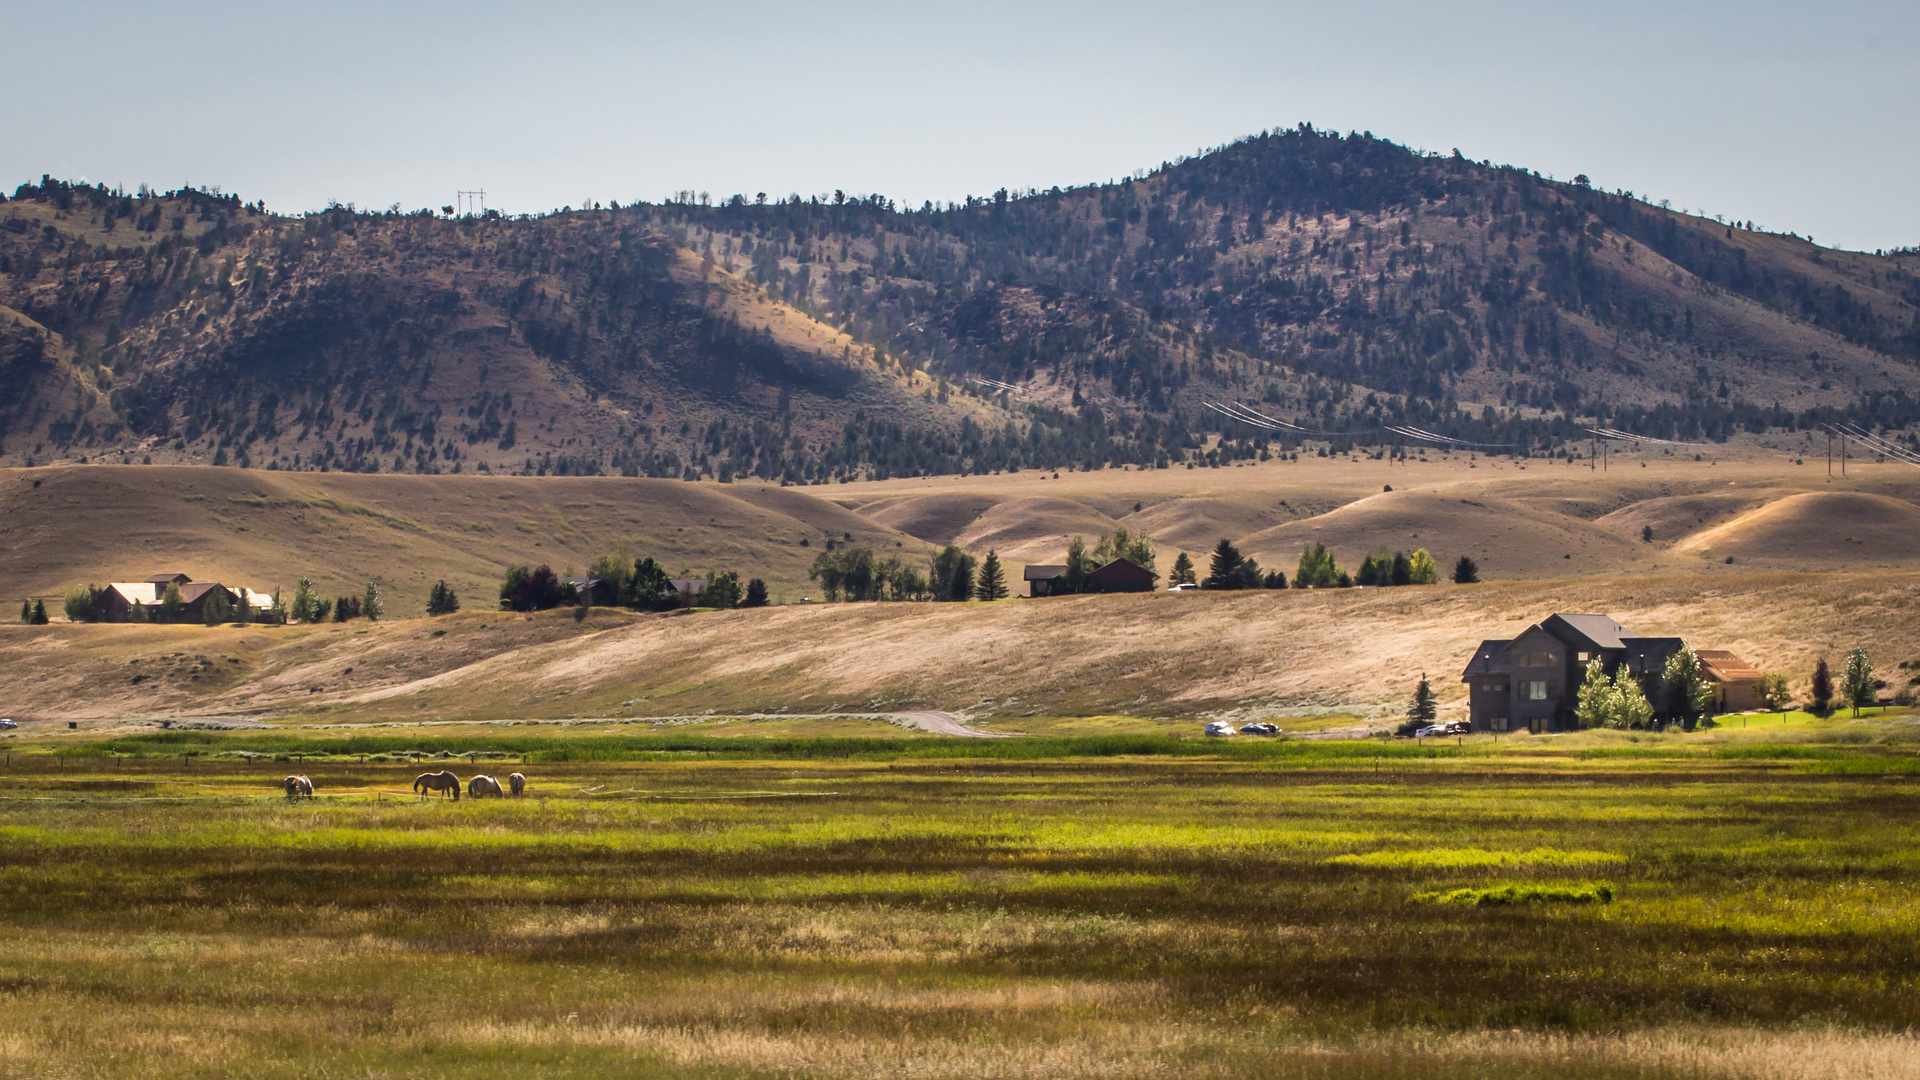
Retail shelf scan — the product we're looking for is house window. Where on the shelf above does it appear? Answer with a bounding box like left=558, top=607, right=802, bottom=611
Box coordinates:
left=1525, top=681, right=1548, bottom=700
left=1492, top=717, right=1510, bottom=732
left=1520, top=652, right=1555, bottom=667
left=1576, top=651, right=1590, bottom=663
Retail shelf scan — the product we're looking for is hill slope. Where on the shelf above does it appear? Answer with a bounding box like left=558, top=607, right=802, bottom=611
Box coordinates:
left=6, top=129, right=1920, bottom=481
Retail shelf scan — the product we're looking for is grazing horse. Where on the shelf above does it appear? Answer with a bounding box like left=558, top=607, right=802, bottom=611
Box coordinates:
left=468, top=774, right=504, bottom=798
left=507, top=772, right=526, bottom=797
left=413, top=770, right=461, bottom=800
left=283, top=775, right=314, bottom=799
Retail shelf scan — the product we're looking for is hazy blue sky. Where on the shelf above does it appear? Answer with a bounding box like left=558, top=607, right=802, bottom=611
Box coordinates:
left=6, top=1, right=1916, bottom=250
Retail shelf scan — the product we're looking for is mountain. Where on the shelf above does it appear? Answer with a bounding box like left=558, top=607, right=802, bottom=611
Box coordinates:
left=5, top=126, right=1920, bottom=479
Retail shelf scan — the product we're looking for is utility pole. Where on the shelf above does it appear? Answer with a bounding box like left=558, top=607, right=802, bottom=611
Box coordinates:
left=1827, top=430, right=1833, bottom=478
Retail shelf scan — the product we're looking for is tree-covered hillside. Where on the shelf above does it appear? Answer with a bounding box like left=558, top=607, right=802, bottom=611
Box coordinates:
left=4, top=126, right=1919, bottom=479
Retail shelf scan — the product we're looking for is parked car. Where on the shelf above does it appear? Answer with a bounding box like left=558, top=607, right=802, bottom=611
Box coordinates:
left=1203, top=721, right=1237, bottom=737
left=1239, top=722, right=1280, bottom=736
left=1443, top=720, right=1472, bottom=735
left=1413, top=724, right=1446, bottom=738
left=0, top=719, right=14, bottom=730
left=1167, top=583, right=1200, bottom=592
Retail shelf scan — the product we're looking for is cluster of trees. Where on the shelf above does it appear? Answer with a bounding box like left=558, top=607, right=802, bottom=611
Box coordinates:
left=287, top=578, right=382, bottom=624
left=1809, top=650, right=1878, bottom=716
left=1189, top=540, right=1472, bottom=590
left=1058, top=527, right=1159, bottom=591
left=500, top=555, right=767, bottom=613
left=808, top=544, right=1009, bottom=601
left=17, top=599, right=47, bottom=624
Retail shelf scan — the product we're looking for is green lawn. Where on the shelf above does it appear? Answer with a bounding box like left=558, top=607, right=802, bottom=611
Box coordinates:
left=0, top=732, right=1916, bottom=1077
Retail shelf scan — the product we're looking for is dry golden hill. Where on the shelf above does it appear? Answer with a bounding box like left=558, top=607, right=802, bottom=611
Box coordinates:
left=0, top=465, right=917, bottom=613
left=1671, top=492, right=1920, bottom=568
left=949, top=496, right=1125, bottom=564
left=846, top=493, right=1000, bottom=546
left=2, top=570, right=1915, bottom=727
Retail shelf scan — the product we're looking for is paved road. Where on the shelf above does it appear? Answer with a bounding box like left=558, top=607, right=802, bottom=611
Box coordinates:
left=896, top=711, right=1016, bottom=738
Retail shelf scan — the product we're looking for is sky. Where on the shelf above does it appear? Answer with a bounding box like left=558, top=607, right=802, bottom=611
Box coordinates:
left=5, top=0, right=1917, bottom=252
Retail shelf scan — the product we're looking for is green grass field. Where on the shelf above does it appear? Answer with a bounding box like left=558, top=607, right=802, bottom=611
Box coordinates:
left=1, top=731, right=1917, bottom=1078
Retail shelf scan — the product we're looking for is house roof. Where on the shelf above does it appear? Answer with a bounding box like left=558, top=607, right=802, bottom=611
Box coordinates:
left=108, top=583, right=159, bottom=604
left=1696, top=650, right=1762, bottom=682
left=177, top=582, right=228, bottom=603
left=1024, top=564, right=1067, bottom=580
left=1544, top=613, right=1635, bottom=650
left=563, top=576, right=601, bottom=589
left=668, top=578, right=707, bottom=592
left=242, top=590, right=274, bottom=609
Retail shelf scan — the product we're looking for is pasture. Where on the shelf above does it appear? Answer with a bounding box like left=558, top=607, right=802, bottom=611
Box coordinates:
left=1, top=734, right=1917, bottom=1078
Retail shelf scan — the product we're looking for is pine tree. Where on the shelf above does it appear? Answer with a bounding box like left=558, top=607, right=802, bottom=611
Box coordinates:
left=1407, top=673, right=1437, bottom=725
left=1390, top=552, right=1413, bottom=586
left=1206, top=539, right=1244, bottom=589
left=201, top=588, right=232, bottom=626
left=1840, top=648, right=1875, bottom=717
left=427, top=580, right=460, bottom=616
left=30, top=599, right=48, bottom=625
left=1810, top=657, right=1833, bottom=714
left=1169, top=552, right=1196, bottom=585
left=362, top=581, right=383, bottom=622
left=975, top=551, right=1008, bottom=600
left=1452, top=555, right=1479, bottom=584
left=1063, top=536, right=1092, bottom=593
left=743, top=578, right=769, bottom=608
left=19, top=599, right=30, bottom=623
left=159, top=583, right=184, bottom=623
left=291, top=577, right=316, bottom=623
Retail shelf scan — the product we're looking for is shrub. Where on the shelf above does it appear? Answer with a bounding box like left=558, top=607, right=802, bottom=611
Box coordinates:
left=1754, top=672, right=1792, bottom=711
left=1415, top=883, right=1614, bottom=906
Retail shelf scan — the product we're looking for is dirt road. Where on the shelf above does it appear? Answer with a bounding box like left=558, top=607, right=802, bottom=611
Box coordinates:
left=895, top=711, right=1015, bottom=738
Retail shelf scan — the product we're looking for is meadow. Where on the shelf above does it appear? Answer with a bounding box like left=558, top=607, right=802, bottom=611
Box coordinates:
left=1, top=734, right=1917, bottom=1078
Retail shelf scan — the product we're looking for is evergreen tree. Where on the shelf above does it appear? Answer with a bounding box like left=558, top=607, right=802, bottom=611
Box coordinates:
left=1407, top=673, right=1437, bottom=725
left=1355, top=553, right=1387, bottom=586
left=1663, top=644, right=1714, bottom=727
left=1840, top=648, right=1875, bottom=716
left=269, top=587, right=287, bottom=625
left=30, top=599, right=48, bottom=625
left=19, top=599, right=30, bottom=623
left=362, top=581, right=383, bottom=621
left=1169, top=552, right=1196, bottom=585
left=291, top=576, right=316, bottom=623
left=427, top=580, right=460, bottom=616
left=1262, top=570, right=1288, bottom=589
left=929, top=545, right=975, bottom=602
left=1408, top=549, right=1438, bottom=585
left=975, top=551, right=1008, bottom=600
left=1294, top=543, right=1339, bottom=588
left=1452, top=555, right=1480, bottom=584
left=159, top=582, right=184, bottom=623
left=202, top=588, right=233, bottom=626
left=332, top=596, right=351, bottom=622
left=128, top=601, right=149, bottom=623
left=743, top=578, right=769, bottom=608
left=1389, top=552, right=1413, bottom=587
left=1206, top=539, right=1245, bottom=589
left=1810, top=657, right=1833, bottom=714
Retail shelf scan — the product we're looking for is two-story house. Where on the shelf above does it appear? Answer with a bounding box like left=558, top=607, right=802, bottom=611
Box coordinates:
left=1460, top=613, right=1685, bottom=733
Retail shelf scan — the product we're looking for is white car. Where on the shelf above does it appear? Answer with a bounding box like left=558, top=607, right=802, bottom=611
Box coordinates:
left=1204, top=721, right=1236, bottom=737
left=1167, top=583, right=1200, bottom=592
left=0, top=719, right=15, bottom=730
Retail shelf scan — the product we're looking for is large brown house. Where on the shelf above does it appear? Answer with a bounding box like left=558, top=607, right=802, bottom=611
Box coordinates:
left=1460, top=613, right=1686, bottom=733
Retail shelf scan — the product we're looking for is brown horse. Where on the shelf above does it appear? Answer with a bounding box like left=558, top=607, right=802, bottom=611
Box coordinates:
left=507, top=772, right=526, bottom=797
left=283, top=775, right=314, bottom=799
left=413, top=770, right=460, bottom=799
left=467, top=774, right=504, bottom=798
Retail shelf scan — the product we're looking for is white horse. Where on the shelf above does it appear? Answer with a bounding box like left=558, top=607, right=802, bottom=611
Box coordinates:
left=507, top=772, right=526, bottom=797
left=467, top=774, right=504, bottom=798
